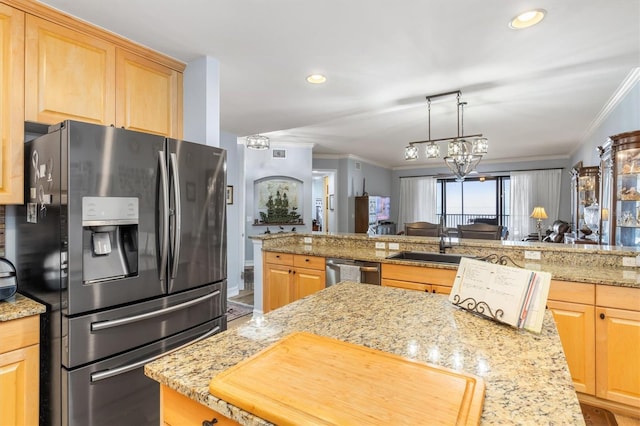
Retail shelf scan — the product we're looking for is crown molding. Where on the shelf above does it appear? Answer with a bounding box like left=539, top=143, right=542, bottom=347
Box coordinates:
left=581, top=67, right=640, bottom=143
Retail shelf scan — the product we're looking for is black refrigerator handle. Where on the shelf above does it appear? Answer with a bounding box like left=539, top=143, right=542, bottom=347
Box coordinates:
left=158, top=151, right=170, bottom=281
left=169, top=153, right=182, bottom=279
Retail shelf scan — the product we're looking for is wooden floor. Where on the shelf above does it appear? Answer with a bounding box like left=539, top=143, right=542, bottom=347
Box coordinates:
left=617, top=413, right=640, bottom=426
left=229, top=289, right=253, bottom=306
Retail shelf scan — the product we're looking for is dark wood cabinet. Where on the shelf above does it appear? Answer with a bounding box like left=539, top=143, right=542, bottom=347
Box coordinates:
left=599, top=130, right=640, bottom=246
left=354, top=196, right=372, bottom=233
left=571, top=164, right=600, bottom=239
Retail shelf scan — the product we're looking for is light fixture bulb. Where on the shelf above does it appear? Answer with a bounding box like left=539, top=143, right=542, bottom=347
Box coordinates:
left=306, top=74, right=327, bottom=84
left=509, top=9, right=546, bottom=29
left=448, top=140, right=465, bottom=156
left=246, top=134, right=270, bottom=150
left=425, top=142, right=440, bottom=158
left=473, top=138, right=489, bottom=155
left=404, top=145, right=418, bottom=160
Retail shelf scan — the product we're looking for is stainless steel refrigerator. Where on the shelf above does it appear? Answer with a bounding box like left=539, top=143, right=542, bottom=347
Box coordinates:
left=15, top=120, right=227, bottom=426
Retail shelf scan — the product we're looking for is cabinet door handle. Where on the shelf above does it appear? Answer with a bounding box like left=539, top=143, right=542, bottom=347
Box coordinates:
left=600, top=313, right=605, bottom=320
left=305, top=258, right=310, bottom=262
left=202, top=418, right=218, bottom=426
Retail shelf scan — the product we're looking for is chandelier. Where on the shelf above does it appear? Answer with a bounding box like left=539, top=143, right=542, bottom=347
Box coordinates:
left=405, top=90, right=488, bottom=181
left=245, top=134, right=270, bottom=150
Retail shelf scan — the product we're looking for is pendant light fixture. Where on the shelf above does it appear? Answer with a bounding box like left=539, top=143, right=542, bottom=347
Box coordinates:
left=404, top=90, right=488, bottom=181
left=246, top=134, right=270, bottom=150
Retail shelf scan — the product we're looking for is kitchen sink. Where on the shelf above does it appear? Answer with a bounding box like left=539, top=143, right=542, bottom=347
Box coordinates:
left=385, top=251, right=471, bottom=264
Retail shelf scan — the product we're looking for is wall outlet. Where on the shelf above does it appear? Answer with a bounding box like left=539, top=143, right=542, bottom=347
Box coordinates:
left=375, top=242, right=386, bottom=249
left=622, top=257, right=636, bottom=267
left=388, top=242, right=400, bottom=250
left=524, top=250, right=541, bottom=260
left=303, top=237, right=313, bottom=244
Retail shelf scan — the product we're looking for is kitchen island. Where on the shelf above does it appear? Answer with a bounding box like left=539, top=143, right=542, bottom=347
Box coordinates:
left=145, top=282, right=584, bottom=425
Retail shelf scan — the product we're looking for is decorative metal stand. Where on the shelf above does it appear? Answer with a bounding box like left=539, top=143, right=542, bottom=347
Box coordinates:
left=451, top=294, right=504, bottom=322
left=476, top=253, right=523, bottom=269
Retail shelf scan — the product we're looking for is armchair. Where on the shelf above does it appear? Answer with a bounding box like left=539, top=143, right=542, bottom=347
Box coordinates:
left=542, top=220, right=570, bottom=243
left=457, top=223, right=504, bottom=240
left=403, top=221, right=441, bottom=237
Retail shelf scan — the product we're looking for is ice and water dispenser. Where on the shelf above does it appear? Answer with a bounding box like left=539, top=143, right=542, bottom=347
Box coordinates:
left=82, top=197, right=139, bottom=283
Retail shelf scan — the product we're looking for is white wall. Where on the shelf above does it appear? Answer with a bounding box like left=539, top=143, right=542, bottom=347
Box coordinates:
left=183, top=56, right=220, bottom=147
left=220, top=131, right=242, bottom=296
left=244, top=142, right=314, bottom=262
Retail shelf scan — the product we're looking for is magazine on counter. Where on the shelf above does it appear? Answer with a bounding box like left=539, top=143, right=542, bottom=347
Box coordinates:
left=448, top=257, right=551, bottom=333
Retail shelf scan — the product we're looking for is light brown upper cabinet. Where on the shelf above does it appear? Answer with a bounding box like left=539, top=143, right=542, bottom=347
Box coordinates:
left=25, top=14, right=116, bottom=126
left=116, top=49, right=182, bottom=138
left=24, top=15, right=183, bottom=138
left=0, top=4, right=24, bottom=204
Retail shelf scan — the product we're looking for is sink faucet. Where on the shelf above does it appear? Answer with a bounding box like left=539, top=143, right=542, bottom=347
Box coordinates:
left=439, top=230, right=452, bottom=254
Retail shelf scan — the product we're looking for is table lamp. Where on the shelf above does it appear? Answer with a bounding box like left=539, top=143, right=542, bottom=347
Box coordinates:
left=530, top=206, right=548, bottom=241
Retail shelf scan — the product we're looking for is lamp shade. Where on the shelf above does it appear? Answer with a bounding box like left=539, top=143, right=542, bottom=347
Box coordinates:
left=530, top=206, right=548, bottom=220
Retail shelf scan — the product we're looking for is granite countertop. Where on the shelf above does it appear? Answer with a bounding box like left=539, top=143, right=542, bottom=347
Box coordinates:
left=0, top=293, right=46, bottom=321
left=145, top=282, right=584, bottom=425
left=264, top=242, right=640, bottom=288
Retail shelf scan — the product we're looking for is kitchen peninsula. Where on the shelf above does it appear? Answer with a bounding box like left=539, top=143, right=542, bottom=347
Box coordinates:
left=145, top=282, right=583, bottom=425
left=250, top=232, right=640, bottom=419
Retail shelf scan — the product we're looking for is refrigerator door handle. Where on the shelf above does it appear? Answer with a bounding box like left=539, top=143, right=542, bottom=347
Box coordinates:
left=169, top=152, right=182, bottom=279
left=159, top=151, right=170, bottom=281
left=90, top=325, right=221, bottom=382
left=91, top=290, right=221, bottom=331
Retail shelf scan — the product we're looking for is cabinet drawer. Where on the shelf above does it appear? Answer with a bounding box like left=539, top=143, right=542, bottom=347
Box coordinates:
left=382, top=264, right=456, bottom=286
left=0, top=315, right=39, bottom=354
left=596, top=285, right=640, bottom=311
left=161, top=385, right=240, bottom=426
left=264, top=252, right=294, bottom=266
left=382, top=279, right=431, bottom=292
left=293, top=255, right=325, bottom=271
left=549, top=280, right=595, bottom=305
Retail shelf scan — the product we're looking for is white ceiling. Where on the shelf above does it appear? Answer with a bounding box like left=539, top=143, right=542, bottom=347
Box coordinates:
left=39, top=0, right=640, bottom=169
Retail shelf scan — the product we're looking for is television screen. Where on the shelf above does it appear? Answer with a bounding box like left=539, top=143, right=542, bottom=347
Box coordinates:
left=373, top=196, right=390, bottom=221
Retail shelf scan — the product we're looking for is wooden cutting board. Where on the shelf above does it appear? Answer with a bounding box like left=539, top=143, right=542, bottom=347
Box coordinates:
left=209, top=332, right=485, bottom=425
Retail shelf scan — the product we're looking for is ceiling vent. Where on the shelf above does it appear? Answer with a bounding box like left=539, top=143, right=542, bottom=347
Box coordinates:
left=272, top=149, right=286, bottom=159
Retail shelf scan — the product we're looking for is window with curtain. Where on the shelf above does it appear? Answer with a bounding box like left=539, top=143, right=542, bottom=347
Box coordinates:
left=398, top=176, right=437, bottom=228
left=435, top=177, right=511, bottom=232
left=509, top=169, right=562, bottom=240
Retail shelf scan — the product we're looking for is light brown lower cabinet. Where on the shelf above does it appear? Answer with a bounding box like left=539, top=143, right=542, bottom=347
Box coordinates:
left=0, top=315, right=40, bottom=426
left=263, top=252, right=325, bottom=313
left=594, top=285, right=640, bottom=410
left=548, top=280, right=640, bottom=417
left=547, top=280, right=596, bottom=395
left=381, top=263, right=456, bottom=295
left=161, top=385, right=240, bottom=426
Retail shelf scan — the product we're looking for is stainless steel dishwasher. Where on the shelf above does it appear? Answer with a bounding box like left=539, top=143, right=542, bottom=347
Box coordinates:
left=325, top=258, right=381, bottom=285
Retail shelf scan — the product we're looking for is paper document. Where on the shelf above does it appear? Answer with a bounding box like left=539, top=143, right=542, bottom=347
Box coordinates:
left=449, top=258, right=551, bottom=333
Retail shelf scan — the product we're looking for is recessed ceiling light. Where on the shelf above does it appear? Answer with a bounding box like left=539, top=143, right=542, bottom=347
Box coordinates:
left=306, top=74, right=327, bottom=84
left=509, top=9, right=546, bottom=29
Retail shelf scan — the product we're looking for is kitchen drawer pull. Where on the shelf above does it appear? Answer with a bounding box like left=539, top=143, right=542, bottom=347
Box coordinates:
left=359, top=266, right=379, bottom=273
left=90, top=325, right=220, bottom=382
left=91, top=290, right=221, bottom=331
